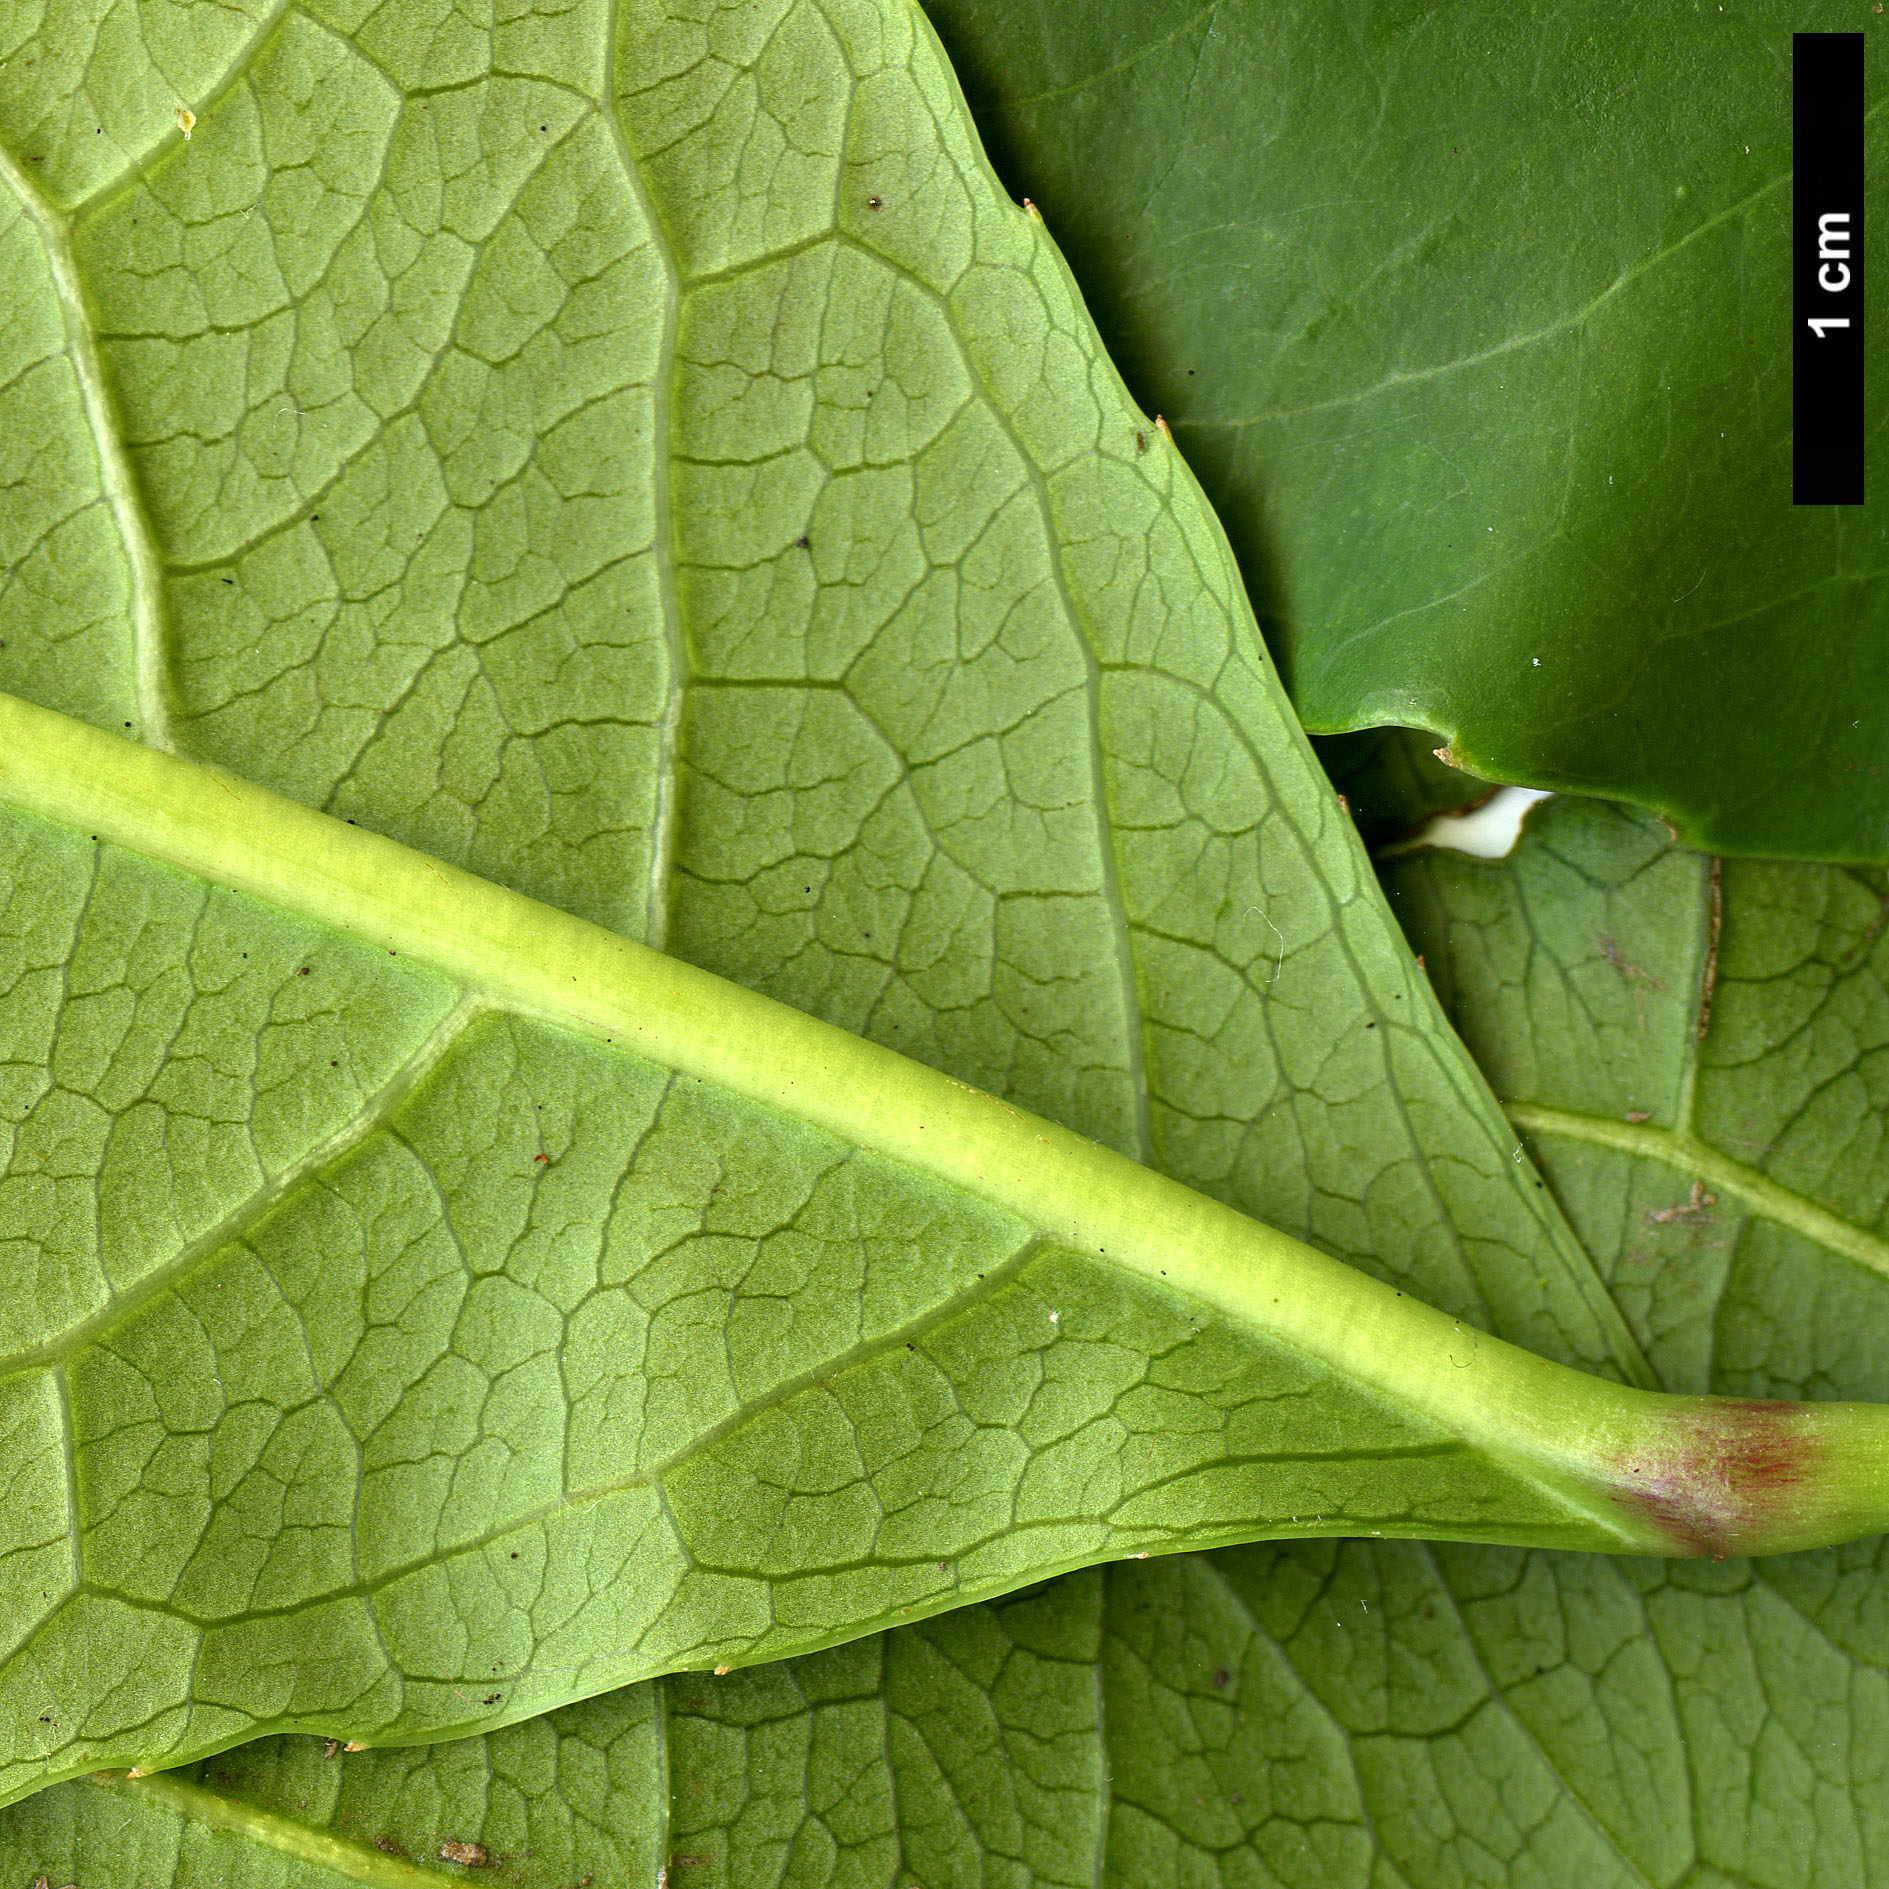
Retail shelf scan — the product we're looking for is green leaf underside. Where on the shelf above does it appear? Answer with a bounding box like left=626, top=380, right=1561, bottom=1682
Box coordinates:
left=0, top=0, right=1707, bottom=1815
left=0, top=0, right=1879, bottom=1882
left=7, top=797, right=1880, bottom=1889
left=918, top=0, right=1889, bottom=863
left=17, top=1537, right=1889, bottom=1889
left=0, top=0, right=1644, bottom=1398
left=0, top=692, right=1753, bottom=1814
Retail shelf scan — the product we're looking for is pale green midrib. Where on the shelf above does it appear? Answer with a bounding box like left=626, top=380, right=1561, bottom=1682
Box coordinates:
left=1509, top=1101, right=1889, bottom=1283
left=0, top=689, right=1664, bottom=1545
left=84, top=1768, right=469, bottom=1888
left=9, top=995, right=483, bottom=1372
left=0, top=147, right=171, bottom=748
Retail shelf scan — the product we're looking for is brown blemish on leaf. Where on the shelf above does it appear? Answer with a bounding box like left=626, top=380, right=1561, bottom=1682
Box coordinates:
left=1607, top=1399, right=1820, bottom=1557
left=1596, top=931, right=1662, bottom=1028
left=1648, top=1180, right=1716, bottom=1226
left=1696, top=857, right=1722, bottom=1040
left=439, top=1839, right=490, bottom=1866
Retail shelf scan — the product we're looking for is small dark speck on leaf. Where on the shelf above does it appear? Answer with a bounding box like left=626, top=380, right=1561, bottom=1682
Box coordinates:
left=481, top=1692, right=501, bottom=1705
left=221, top=577, right=233, bottom=585
left=1211, top=1667, right=1230, bottom=1688
left=374, top=1837, right=406, bottom=1856
left=866, top=195, right=884, bottom=209
left=1135, top=430, right=1147, bottom=454
left=794, top=534, right=811, bottom=549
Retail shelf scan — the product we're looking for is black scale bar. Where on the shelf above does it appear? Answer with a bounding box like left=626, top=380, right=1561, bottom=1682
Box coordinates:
left=1794, top=33, right=1865, bottom=506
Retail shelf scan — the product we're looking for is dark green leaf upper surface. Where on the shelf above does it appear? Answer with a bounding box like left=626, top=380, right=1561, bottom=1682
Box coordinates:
left=917, top=0, right=1889, bottom=861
